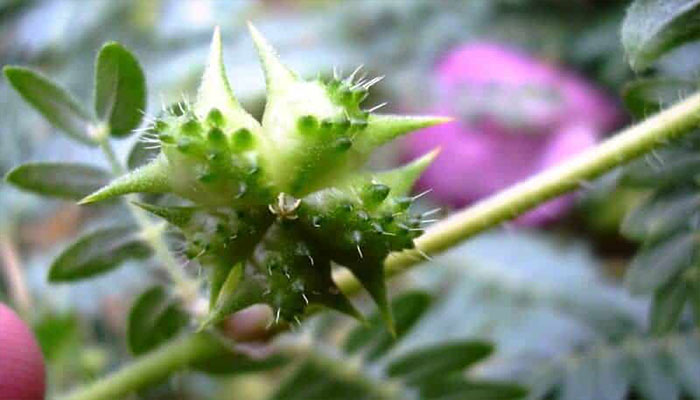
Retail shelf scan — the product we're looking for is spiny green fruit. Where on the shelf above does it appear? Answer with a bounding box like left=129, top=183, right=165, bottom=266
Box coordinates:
left=80, top=25, right=448, bottom=330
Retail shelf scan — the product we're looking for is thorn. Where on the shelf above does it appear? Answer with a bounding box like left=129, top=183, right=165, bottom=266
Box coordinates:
left=366, top=102, right=388, bottom=113
left=420, top=219, right=439, bottom=224
left=651, top=150, right=665, bottom=166
left=356, top=244, right=363, bottom=259
left=363, top=75, right=384, bottom=89
left=347, top=64, right=363, bottom=82
left=350, top=79, right=367, bottom=91
left=412, top=188, right=433, bottom=201
left=307, top=255, right=314, bottom=266
left=417, top=248, right=432, bottom=261
left=294, top=316, right=302, bottom=326
left=421, top=208, right=442, bottom=217
left=302, top=293, right=309, bottom=304
left=275, top=308, right=281, bottom=324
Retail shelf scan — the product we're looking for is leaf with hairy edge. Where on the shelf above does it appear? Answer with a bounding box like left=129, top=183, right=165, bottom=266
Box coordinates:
left=622, top=0, right=700, bottom=72
left=669, top=334, right=700, bottom=397
left=419, top=378, right=527, bottom=400
left=649, top=274, right=688, bottom=335
left=625, top=232, right=697, bottom=294
left=49, top=226, right=151, bottom=282
left=559, top=356, right=596, bottom=400
left=594, top=351, right=631, bottom=400
left=622, top=78, right=698, bottom=119
left=5, top=162, right=111, bottom=200
left=270, top=358, right=376, bottom=400
left=3, top=66, right=96, bottom=145
left=94, top=42, right=147, bottom=137
left=633, top=348, right=680, bottom=400
left=127, top=286, right=188, bottom=355
left=386, top=341, right=493, bottom=385
left=343, top=290, right=431, bottom=361
left=622, top=149, right=700, bottom=188
left=621, top=191, right=700, bottom=242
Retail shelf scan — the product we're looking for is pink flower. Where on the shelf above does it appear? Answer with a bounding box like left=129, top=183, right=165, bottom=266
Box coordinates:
left=0, top=303, right=45, bottom=400
left=403, top=43, right=621, bottom=224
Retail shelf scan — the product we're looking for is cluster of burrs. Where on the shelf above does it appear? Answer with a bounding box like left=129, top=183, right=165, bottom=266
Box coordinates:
left=81, top=25, right=447, bottom=330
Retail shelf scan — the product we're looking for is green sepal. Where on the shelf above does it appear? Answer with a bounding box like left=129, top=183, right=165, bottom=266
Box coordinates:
left=366, top=149, right=439, bottom=199
left=202, top=262, right=264, bottom=329
left=79, top=154, right=171, bottom=204
left=346, top=261, right=394, bottom=335
left=195, top=27, right=263, bottom=138
left=249, top=23, right=364, bottom=195
left=355, top=115, right=452, bottom=154
left=131, top=202, right=197, bottom=228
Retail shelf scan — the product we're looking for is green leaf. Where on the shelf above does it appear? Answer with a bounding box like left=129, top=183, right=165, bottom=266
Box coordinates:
left=622, top=0, right=700, bottom=71
left=5, top=162, right=111, bottom=200
left=622, top=78, right=697, bottom=119
left=649, top=274, right=687, bottom=335
left=3, top=66, right=96, bottom=145
left=633, top=348, right=680, bottom=400
left=193, top=351, right=287, bottom=375
left=49, top=225, right=151, bottom=282
left=127, top=286, right=188, bottom=355
left=419, top=378, right=526, bottom=400
left=594, top=351, right=631, bottom=400
left=668, top=334, right=700, bottom=397
left=269, top=358, right=375, bottom=400
left=560, top=356, right=596, bottom=400
left=622, top=149, right=700, bottom=188
left=343, top=290, right=431, bottom=361
left=33, top=312, right=79, bottom=361
left=621, top=191, right=700, bottom=242
left=386, top=341, right=493, bottom=385
left=204, top=262, right=244, bottom=326
left=127, top=135, right=160, bottom=170
left=687, top=266, right=700, bottom=324
left=625, top=232, right=697, bottom=294
left=94, top=42, right=146, bottom=137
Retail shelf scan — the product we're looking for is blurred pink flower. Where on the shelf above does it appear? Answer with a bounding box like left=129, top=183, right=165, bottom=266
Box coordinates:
left=403, top=43, right=621, bottom=225
left=0, top=303, right=45, bottom=400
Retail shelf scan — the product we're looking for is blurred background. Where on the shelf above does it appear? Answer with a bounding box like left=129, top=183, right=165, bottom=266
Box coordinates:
left=4, top=0, right=700, bottom=399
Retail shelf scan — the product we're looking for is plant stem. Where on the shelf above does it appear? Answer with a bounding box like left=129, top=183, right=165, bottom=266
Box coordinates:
left=335, top=92, right=700, bottom=293
left=66, top=92, right=700, bottom=400
left=0, top=234, right=32, bottom=317
left=59, top=333, right=223, bottom=400
left=98, top=138, right=198, bottom=302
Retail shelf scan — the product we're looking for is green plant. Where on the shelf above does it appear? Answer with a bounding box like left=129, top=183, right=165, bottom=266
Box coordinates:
left=6, top=13, right=700, bottom=399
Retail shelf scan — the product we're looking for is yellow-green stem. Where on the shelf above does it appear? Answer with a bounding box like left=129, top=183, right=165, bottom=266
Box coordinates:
left=59, top=333, right=223, bottom=400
